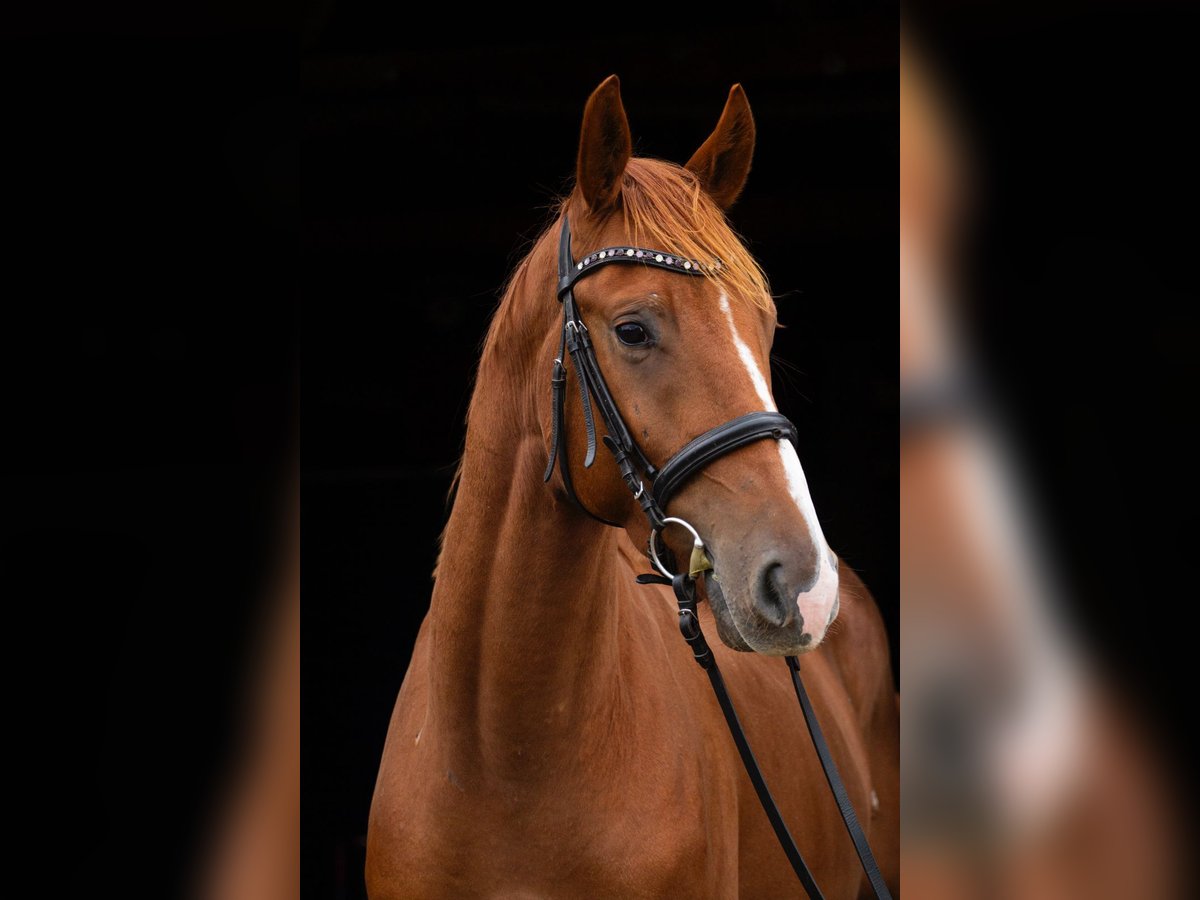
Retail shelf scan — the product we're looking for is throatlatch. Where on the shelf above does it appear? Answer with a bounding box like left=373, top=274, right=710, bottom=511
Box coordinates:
left=545, top=212, right=892, bottom=900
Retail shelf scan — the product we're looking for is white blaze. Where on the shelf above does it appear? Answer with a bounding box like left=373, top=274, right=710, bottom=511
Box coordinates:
left=718, top=293, right=840, bottom=636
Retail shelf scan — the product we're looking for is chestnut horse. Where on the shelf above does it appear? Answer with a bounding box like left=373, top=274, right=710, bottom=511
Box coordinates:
left=366, top=76, right=898, bottom=898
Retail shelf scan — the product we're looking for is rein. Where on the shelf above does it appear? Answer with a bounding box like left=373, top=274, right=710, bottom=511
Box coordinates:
left=544, top=214, right=892, bottom=899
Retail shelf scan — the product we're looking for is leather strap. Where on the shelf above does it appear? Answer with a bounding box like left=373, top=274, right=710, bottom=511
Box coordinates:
left=544, top=219, right=646, bottom=527
left=563, top=315, right=600, bottom=469
left=787, top=657, right=892, bottom=899
left=639, top=572, right=825, bottom=898
left=652, top=411, right=799, bottom=509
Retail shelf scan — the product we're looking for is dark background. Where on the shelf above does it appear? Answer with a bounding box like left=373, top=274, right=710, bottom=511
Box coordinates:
left=303, top=3, right=897, bottom=897
left=907, top=0, right=1200, bottom=796
left=3, top=17, right=294, bottom=900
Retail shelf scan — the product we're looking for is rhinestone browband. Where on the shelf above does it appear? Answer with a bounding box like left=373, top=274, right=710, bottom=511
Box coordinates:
left=558, top=244, right=718, bottom=297
left=576, top=247, right=713, bottom=272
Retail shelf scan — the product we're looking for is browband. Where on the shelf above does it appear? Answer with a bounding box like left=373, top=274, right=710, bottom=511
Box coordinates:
left=558, top=245, right=718, bottom=298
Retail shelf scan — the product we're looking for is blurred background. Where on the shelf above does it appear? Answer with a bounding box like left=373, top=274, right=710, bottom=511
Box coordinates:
left=903, top=2, right=1197, bottom=895
left=302, top=3, right=897, bottom=898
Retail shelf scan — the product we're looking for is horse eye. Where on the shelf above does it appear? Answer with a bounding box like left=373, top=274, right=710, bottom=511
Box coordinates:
left=615, top=322, right=650, bottom=346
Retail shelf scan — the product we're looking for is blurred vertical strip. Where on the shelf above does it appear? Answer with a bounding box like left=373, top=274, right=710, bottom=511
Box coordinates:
left=902, top=4, right=1196, bottom=896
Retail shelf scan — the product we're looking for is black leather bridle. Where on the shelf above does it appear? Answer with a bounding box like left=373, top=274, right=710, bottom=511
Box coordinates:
left=541, top=213, right=892, bottom=899
left=544, top=215, right=798, bottom=533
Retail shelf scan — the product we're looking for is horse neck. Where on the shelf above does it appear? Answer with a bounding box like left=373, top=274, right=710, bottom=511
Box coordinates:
left=425, top=244, right=625, bottom=773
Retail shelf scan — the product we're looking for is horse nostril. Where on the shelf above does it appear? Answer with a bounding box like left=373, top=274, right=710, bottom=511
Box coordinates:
left=756, top=562, right=795, bottom=628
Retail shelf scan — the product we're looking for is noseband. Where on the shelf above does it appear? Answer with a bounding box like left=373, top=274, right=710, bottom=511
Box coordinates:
left=541, top=213, right=891, bottom=900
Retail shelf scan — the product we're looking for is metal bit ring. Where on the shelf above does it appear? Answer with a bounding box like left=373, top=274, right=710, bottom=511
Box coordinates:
left=649, top=516, right=706, bottom=579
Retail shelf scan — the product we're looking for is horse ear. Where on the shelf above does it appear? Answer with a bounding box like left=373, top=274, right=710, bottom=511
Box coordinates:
left=685, top=84, right=756, bottom=209
left=576, top=75, right=632, bottom=216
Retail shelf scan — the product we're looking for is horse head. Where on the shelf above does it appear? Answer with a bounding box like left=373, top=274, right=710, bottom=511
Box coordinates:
left=545, top=76, right=839, bottom=655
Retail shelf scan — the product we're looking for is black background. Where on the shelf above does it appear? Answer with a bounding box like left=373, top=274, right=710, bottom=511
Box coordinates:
left=303, top=3, right=897, bottom=897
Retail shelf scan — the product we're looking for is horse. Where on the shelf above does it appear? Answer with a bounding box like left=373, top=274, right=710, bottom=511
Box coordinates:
left=366, top=75, right=898, bottom=899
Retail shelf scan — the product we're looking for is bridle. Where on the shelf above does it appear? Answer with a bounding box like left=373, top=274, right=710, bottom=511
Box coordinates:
left=544, top=214, right=799, bottom=542
left=542, top=212, right=892, bottom=900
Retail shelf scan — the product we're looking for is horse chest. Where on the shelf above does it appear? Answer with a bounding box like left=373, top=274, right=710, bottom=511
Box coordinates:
left=369, top=698, right=739, bottom=898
